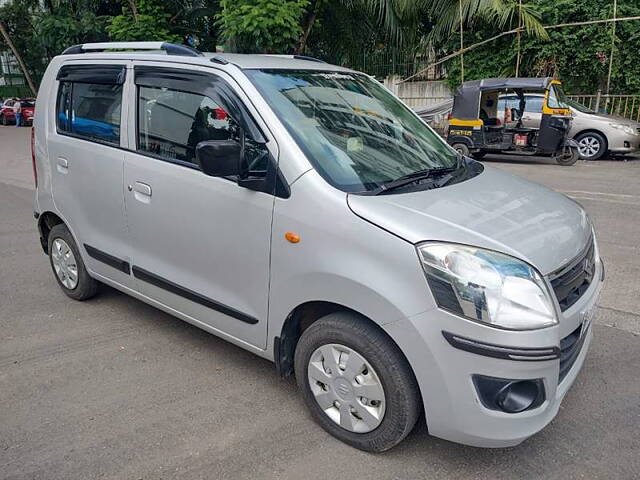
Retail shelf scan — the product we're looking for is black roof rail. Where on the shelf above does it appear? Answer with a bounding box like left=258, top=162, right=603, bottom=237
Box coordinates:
left=292, top=55, right=326, bottom=63
left=61, top=42, right=203, bottom=57
left=210, top=55, right=230, bottom=65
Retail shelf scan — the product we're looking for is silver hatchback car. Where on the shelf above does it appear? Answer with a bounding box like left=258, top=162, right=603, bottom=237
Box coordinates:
left=33, top=42, right=604, bottom=452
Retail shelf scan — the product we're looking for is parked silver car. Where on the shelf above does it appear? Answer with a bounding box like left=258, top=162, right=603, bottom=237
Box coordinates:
left=33, top=42, right=603, bottom=452
left=497, top=94, right=640, bottom=160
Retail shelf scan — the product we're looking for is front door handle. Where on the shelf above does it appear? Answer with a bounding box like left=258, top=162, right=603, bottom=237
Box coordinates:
left=130, top=181, right=152, bottom=204
left=56, top=157, right=68, bottom=173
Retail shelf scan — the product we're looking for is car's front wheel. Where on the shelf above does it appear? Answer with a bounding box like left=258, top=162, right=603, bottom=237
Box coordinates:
left=575, top=131, right=607, bottom=160
left=294, top=312, right=421, bottom=452
left=0, top=114, right=8, bottom=126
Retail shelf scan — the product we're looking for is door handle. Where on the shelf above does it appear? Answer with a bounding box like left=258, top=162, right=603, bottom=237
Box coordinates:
left=130, top=181, right=152, bottom=204
left=56, top=157, right=68, bottom=173
left=133, top=181, right=152, bottom=196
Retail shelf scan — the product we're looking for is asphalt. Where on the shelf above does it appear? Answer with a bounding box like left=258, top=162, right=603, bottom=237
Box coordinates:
left=1, top=126, right=639, bottom=479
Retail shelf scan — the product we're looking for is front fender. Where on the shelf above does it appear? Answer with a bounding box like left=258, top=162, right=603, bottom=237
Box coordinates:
left=267, top=171, right=434, bottom=358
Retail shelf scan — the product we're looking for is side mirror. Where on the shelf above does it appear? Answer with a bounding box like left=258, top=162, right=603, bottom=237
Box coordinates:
left=196, top=140, right=241, bottom=177
left=511, top=108, right=521, bottom=121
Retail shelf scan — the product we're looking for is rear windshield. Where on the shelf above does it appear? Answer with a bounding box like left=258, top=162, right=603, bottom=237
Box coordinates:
left=245, top=69, right=457, bottom=193
left=20, top=100, right=35, bottom=107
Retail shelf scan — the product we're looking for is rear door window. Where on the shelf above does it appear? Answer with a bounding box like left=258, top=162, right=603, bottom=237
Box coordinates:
left=524, top=96, right=544, bottom=113
left=55, top=64, right=125, bottom=146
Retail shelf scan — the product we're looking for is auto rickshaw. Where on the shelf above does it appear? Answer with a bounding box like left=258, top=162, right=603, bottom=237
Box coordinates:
left=446, top=77, right=579, bottom=165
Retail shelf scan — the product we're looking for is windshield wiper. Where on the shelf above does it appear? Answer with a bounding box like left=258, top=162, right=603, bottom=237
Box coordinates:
left=366, top=167, right=456, bottom=195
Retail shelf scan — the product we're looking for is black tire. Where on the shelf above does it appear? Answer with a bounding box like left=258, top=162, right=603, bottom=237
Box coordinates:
left=575, top=131, right=607, bottom=160
left=0, top=114, right=8, bottom=126
left=555, top=146, right=579, bottom=166
left=294, top=312, right=421, bottom=452
left=47, top=223, right=99, bottom=301
left=451, top=142, right=470, bottom=156
left=471, top=151, right=486, bottom=160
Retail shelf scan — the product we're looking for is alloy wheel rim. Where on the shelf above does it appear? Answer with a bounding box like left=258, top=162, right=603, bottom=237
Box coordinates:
left=578, top=136, right=600, bottom=157
left=307, top=343, right=386, bottom=433
left=51, top=238, right=78, bottom=289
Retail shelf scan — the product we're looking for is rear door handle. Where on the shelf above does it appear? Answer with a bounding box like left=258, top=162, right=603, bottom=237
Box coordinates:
left=56, top=157, right=68, bottom=173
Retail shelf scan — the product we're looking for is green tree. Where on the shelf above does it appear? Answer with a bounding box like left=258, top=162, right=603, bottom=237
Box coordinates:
left=107, top=0, right=181, bottom=42
left=443, top=0, right=640, bottom=94
left=216, top=0, right=309, bottom=53
left=0, top=0, right=47, bottom=86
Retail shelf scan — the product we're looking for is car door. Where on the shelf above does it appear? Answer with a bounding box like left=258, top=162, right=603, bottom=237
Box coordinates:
left=122, top=64, right=277, bottom=349
left=1, top=99, right=14, bottom=123
left=47, top=61, right=134, bottom=289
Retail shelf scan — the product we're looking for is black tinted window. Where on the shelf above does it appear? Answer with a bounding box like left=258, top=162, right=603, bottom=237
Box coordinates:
left=56, top=82, right=122, bottom=145
left=137, top=85, right=269, bottom=172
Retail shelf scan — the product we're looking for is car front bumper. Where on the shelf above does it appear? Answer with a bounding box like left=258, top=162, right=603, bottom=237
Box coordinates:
left=606, top=129, right=640, bottom=153
left=384, top=258, right=604, bottom=448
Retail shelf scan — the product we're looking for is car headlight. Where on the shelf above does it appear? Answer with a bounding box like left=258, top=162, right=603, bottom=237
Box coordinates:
left=417, top=242, right=557, bottom=330
left=609, top=123, right=636, bottom=136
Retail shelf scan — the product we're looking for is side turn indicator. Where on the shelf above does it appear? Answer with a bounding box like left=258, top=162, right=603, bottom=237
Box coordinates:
left=284, top=232, right=300, bottom=244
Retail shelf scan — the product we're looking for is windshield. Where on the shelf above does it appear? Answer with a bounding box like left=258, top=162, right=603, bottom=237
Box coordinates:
left=565, top=98, right=595, bottom=114
left=245, top=69, right=458, bottom=192
left=547, top=85, right=569, bottom=109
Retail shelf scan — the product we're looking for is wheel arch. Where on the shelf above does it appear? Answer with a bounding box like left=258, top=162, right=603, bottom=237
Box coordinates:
left=448, top=136, right=475, bottom=148
left=573, top=128, right=609, bottom=149
left=274, top=301, right=421, bottom=395
left=37, top=211, right=65, bottom=254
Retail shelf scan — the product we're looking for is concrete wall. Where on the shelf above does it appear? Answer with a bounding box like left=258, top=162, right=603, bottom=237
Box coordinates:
left=383, top=76, right=452, bottom=108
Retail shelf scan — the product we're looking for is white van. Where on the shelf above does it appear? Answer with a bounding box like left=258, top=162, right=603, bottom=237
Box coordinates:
left=33, top=42, right=603, bottom=452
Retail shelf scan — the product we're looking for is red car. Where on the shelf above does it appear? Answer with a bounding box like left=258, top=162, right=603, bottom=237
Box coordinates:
left=0, top=97, right=35, bottom=126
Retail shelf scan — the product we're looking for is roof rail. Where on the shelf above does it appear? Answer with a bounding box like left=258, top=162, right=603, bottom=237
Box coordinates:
left=210, top=55, right=229, bottom=65
left=292, top=55, right=326, bottom=63
left=61, top=42, right=203, bottom=57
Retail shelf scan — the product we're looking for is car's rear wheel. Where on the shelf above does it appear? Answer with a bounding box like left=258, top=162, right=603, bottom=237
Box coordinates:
left=575, top=132, right=607, bottom=160
left=294, top=312, right=421, bottom=452
left=48, top=224, right=99, bottom=300
left=451, top=143, right=470, bottom=157
left=555, top=146, right=579, bottom=166
left=0, top=114, right=8, bottom=126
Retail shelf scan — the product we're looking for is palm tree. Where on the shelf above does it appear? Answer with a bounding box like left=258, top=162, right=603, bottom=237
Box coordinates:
left=296, top=0, right=427, bottom=54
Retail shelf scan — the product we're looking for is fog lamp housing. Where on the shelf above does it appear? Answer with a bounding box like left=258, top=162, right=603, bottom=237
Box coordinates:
left=473, top=375, right=545, bottom=413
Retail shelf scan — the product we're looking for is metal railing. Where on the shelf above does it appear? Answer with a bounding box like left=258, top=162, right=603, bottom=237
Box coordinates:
left=567, top=92, right=640, bottom=122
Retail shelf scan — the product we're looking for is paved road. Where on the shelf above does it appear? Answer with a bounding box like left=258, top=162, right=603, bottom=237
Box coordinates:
left=1, top=126, right=639, bottom=480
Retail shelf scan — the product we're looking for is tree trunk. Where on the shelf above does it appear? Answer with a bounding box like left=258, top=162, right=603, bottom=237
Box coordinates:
left=0, top=21, right=37, bottom=96
left=127, top=0, right=139, bottom=21
left=295, top=0, right=318, bottom=54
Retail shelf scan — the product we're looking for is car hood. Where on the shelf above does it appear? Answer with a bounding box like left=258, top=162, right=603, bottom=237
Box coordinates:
left=574, top=109, right=640, bottom=126
left=347, top=166, right=591, bottom=275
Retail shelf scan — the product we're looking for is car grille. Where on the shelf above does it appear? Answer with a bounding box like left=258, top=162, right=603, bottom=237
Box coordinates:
left=550, top=238, right=596, bottom=311
left=559, top=324, right=588, bottom=383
